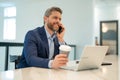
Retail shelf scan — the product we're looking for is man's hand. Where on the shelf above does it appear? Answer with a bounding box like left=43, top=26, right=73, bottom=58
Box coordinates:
left=57, top=23, right=65, bottom=42
left=51, top=54, right=68, bottom=69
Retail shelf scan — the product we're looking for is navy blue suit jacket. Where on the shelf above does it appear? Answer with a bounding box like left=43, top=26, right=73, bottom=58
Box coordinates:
left=17, top=26, right=60, bottom=68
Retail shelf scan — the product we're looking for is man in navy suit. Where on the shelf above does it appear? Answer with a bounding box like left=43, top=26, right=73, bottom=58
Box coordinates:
left=17, top=6, right=68, bottom=69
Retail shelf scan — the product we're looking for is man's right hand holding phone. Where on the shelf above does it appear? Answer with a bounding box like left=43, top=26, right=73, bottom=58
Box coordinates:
left=57, top=23, right=65, bottom=43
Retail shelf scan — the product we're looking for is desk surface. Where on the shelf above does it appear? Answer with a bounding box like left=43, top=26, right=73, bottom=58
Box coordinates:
left=0, top=55, right=118, bottom=80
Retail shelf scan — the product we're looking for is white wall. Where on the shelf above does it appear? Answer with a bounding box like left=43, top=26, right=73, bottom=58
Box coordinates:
left=94, top=5, right=120, bottom=55
left=0, top=0, right=94, bottom=60
left=0, top=7, right=3, bottom=41
left=0, top=47, right=5, bottom=71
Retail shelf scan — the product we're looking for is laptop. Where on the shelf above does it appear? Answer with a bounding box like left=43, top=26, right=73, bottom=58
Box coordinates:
left=60, top=46, right=109, bottom=71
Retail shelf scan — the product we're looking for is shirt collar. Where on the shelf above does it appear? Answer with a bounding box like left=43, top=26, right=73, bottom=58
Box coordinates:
left=45, top=27, right=56, bottom=39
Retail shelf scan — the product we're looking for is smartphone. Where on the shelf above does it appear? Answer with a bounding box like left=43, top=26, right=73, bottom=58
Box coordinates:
left=57, top=26, right=63, bottom=34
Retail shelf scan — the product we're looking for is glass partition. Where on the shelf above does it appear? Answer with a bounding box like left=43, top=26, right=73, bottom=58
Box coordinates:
left=100, top=20, right=118, bottom=55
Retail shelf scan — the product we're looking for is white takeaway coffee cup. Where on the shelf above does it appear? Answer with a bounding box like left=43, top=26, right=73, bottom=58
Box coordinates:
left=59, top=45, right=71, bottom=57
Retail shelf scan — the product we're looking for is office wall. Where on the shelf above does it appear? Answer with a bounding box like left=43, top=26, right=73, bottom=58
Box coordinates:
left=0, top=8, right=3, bottom=41
left=0, top=47, right=5, bottom=71
left=0, top=0, right=94, bottom=60
left=94, top=5, right=120, bottom=55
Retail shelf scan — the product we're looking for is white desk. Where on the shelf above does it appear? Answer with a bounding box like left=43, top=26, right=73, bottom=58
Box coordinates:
left=0, top=55, right=118, bottom=80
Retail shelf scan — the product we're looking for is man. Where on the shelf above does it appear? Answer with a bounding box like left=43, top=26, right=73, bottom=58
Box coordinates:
left=17, top=6, right=68, bottom=69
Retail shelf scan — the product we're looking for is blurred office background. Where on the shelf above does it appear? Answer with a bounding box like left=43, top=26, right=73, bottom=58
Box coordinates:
left=0, top=0, right=120, bottom=71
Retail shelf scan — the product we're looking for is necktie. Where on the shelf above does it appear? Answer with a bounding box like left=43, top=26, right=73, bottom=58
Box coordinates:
left=49, top=36, right=55, bottom=59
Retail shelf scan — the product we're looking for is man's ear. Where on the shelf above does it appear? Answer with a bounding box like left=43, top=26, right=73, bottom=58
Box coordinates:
left=44, top=16, right=48, bottom=23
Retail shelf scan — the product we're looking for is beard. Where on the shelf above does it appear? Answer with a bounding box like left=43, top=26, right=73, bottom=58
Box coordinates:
left=47, top=22, right=58, bottom=32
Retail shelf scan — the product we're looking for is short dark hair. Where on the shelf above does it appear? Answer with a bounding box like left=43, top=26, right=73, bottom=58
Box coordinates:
left=44, top=6, right=62, bottom=17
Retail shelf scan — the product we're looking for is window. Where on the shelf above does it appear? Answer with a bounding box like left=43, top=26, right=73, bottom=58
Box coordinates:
left=3, top=6, right=16, bottom=40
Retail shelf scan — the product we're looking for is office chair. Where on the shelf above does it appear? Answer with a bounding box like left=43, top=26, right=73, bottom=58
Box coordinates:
left=10, top=55, right=21, bottom=69
left=15, top=56, right=21, bottom=69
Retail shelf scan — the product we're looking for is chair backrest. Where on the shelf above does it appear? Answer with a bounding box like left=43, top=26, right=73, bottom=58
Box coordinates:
left=15, top=56, right=21, bottom=69
left=10, top=55, right=21, bottom=69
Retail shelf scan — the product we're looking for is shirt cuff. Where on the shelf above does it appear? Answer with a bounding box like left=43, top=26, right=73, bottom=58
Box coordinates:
left=48, top=60, right=53, bottom=68
left=59, top=41, right=66, bottom=45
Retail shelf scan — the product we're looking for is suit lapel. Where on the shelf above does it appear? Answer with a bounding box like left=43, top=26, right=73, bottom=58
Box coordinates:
left=38, top=26, right=49, bottom=57
left=38, top=26, right=60, bottom=59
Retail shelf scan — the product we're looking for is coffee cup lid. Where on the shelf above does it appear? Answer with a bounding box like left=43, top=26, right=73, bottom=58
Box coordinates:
left=59, top=45, right=71, bottom=52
